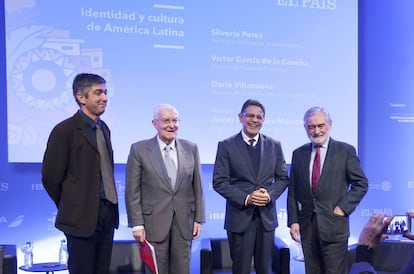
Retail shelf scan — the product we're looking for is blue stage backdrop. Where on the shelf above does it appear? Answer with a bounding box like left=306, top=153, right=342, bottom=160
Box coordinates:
left=4, top=0, right=358, bottom=164
left=2, top=1, right=414, bottom=274
left=356, top=0, right=414, bottom=230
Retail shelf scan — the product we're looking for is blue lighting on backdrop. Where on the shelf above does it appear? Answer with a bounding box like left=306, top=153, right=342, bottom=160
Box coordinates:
left=2, top=1, right=414, bottom=273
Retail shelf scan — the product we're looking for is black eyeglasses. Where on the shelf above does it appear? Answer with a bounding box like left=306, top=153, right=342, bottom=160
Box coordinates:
left=306, top=123, right=326, bottom=131
left=243, top=113, right=264, bottom=121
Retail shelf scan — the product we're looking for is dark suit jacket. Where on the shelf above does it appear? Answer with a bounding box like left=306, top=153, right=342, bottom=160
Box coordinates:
left=287, top=138, right=368, bottom=242
left=125, top=137, right=206, bottom=242
left=213, top=132, right=289, bottom=233
left=42, top=111, right=119, bottom=237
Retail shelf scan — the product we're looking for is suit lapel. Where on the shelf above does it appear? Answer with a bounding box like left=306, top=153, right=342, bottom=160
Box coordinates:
left=318, top=138, right=335, bottom=186
left=74, top=113, right=98, bottom=153
left=256, top=135, right=266, bottom=180
left=299, top=144, right=313, bottom=194
left=235, top=133, right=257, bottom=181
left=147, top=137, right=174, bottom=191
left=174, top=140, right=187, bottom=190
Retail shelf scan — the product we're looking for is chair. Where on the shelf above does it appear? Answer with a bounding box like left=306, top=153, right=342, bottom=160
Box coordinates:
left=348, top=240, right=414, bottom=274
left=0, top=245, right=17, bottom=274
left=200, top=237, right=290, bottom=274
left=110, top=240, right=144, bottom=274
left=0, top=246, right=3, bottom=274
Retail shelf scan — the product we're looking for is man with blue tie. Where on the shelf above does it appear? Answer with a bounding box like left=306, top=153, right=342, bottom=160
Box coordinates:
left=213, top=99, right=289, bottom=274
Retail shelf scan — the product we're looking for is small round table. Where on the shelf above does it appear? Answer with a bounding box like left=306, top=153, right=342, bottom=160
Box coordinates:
left=19, top=262, right=67, bottom=274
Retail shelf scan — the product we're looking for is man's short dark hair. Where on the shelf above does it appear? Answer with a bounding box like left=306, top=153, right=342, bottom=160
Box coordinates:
left=72, top=73, right=106, bottom=105
left=240, top=99, right=266, bottom=116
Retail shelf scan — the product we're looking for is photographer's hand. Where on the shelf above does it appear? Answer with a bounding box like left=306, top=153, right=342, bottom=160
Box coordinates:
left=403, top=211, right=414, bottom=241
left=358, top=213, right=393, bottom=249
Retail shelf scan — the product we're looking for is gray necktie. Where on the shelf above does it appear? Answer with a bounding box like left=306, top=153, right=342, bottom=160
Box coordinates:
left=163, top=145, right=177, bottom=188
left=96, top=124, right=118, bottom=204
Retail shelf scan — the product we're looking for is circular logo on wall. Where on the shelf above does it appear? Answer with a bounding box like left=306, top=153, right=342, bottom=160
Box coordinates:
left=9, top=47, right=76, bottom=111
left=381, top=180, right=392, bottom=192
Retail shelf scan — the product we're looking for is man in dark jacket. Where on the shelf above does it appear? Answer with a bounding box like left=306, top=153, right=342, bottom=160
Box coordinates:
left=42, top=73, right=119, bottom=274
left=288, top=106, right=368, bottom=274
left=213, top=99, right=289, bottom=274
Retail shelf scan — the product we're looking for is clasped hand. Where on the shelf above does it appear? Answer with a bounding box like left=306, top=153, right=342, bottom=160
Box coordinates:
left=247, top=188, right=270, bottom=206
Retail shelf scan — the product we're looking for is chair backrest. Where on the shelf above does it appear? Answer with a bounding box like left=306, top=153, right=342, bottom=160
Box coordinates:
left=208, top=237, right=290, bottom=273
left=210, top=239, right=241, bottom=270
left=200, top=237, right=290, bottom=274
left=0, top=245, right=4, bottom=274
left=110, top=240, right=144, bottom=273
left=348, top=240, right=414, bottom=273
left=371, top=240, right=414, bottom=272
left=1, top=245, right=17, bottom=274
left=272, top=237, right=290, bottom=274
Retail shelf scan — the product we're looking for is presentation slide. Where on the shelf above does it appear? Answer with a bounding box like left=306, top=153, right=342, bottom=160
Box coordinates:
left=5, top=0, right=357, bottom=163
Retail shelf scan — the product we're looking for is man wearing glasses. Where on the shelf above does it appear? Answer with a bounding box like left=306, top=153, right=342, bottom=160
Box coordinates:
left=287, top=106, right=368, bottom=274
left=213, top=98, right=289, bottom=274
left=125, top=103, right=205, bottom=274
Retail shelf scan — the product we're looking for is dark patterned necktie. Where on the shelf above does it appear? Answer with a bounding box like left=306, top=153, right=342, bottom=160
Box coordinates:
left=248, top=139, right=255, bottom=146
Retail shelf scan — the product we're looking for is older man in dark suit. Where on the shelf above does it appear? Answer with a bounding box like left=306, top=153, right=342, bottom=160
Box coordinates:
left=125, top=103, right=205, bottom=274
left=42, top=73, right=119, bottom=274
left=287, top=106, right=368, bottom=274
left=213, top=99, right=289, bottom=274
